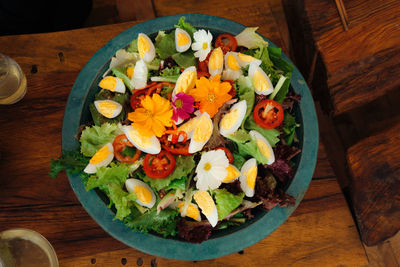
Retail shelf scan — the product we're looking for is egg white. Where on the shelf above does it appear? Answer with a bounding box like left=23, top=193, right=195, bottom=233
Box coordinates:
left=221, top=52, right=242, bottom=81
left=175, top=28, right=192, bottom=53
left=173, top=66, right=197, bottom=96
left=219, top=100, right=247, bottom=136
left=99, top=76, right=126, bottom=93
left=208, top=47, right=224, bottom=77
left=137, top=33, right=155, bottom=63
left=121, top=125, right=161, bottom=154
left=84, top=143, right=114, bottom=174
left=250, top=130, right=275, bottom=165
left=94, top=100, right=122, bottom=119
left=193, top=190, right=218, bottom=227
left=132, top=59, right=148, bottom=89
left=239, top=158, right=258, bottom=197
left=189, top=113, right=213, bottom=153
left=248, top=62, right=273, bottom=95
left=178, top=202, right=201, bottom=221
left=125, top=178, right=156, bottom=208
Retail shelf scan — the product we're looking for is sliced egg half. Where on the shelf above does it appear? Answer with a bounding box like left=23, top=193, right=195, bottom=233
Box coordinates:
left=125, top=178, right=156, bottom=208
left=222, top=52, right=242, bottom=81
left=248, top=62, right=274, bottom=95
left=126, top=66, right=134, bottom=79
left=84, top=143, right=114, bottom=174
left=208, top=47, right=224, bottom=77
left=177, top=202, right=201, bottom=221
left=173, top=66, right=197, bottom=96
left=137, top=33, right=155, bottom=63
left=222, top=164, right=241, bottom=183
left=250, top=130, right=275, bottom=165
left=121, top=125, right=161, bottom=154
left=189, top=113, right=213, bottom=153
left=175, top=28, right=192, bottom=53
left=237, top=52, right=262, bottom=67
left=219, top=100, right=247, bottom=136
left=193, top=190, right=218, bottom=227
left=94, top=100, right=122, bottom=119
left=239, top=158, right=258, bottom=197
left=99, top=76, right=126, bottom=93
left=177, top=116, right=199, bottom=140
left=132, top=59, right=148, bottom=89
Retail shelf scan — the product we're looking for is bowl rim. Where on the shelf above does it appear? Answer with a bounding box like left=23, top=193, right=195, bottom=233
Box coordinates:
left=62, top=13, right=319, bottom=260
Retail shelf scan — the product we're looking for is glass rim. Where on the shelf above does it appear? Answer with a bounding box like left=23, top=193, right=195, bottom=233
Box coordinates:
left=0, top=53, right=11, bottom=84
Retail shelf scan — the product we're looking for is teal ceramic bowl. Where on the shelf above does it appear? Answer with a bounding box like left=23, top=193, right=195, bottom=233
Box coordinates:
left=62, top=13, right=318, bottom=260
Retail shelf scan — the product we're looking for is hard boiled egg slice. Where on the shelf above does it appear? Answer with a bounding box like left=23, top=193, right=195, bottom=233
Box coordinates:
left=250, top=130, right=275, bottom=165
left=99, top=76, right=126, bottom=93
left=222, top=52, right=242, bottom=81
left=84, top=143, right=114, bottom=174
left=237, top=52, right=261, bottom=67
left=177, top=202, right=201, bottom=221
left=208, top=47, right=224, bottom=77
left=222, top=164, right=241, bottom=183
left=248, top=62, right=274, bottom=95
left=173, top=66, right=197, bottom=96
left=132, top=59, right=148, bottom=89
left=219, top=100, right=247, bottom=136
left=239, top=158, right=258, bottom=197
left=125, top=179, right=156, bottom=209
left=94, top=100, right=122, bottom=119
left=177, top=116, right=199, bottom=140
left=175, top=28, right=192, bottom=53
left=121, top=125, right=161, bottom=154
left=193, top=190, right=218, bottom=227
left=137, top=33, right=155, bottom=63
left=189, top=112, right=213, bottom=153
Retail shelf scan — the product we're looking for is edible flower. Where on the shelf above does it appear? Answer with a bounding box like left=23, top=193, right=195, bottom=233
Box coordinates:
left=191, top=30, right=213, bottom=61
left=195, top=150, right=229, bottom=191
left=128, top=93, right=173, bottom=137
left=171, top=92, right=194, bottom=123
left=189, top=74, right=232, bottom=118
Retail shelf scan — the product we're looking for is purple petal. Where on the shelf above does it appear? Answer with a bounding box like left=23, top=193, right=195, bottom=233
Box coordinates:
left=181, top=102, right=194, bottom=113
left=172, top=109, right=179, bottom=122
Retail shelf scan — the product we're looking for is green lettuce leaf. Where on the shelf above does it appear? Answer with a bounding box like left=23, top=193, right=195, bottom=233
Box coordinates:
left=112, top=67, right=134, bottom=90
left=282, top=112, right=298, bottom=146
left=126, top=39, right=138, bottom=53
left=244, top=116, right=280, bottom=147
left=174, top=16, right=197, bottom=38
left=105, top=183, right=137, bottom=220
left=80, top=123, right=120, bottom=157
left=141, top=155, right=196, bottom=191
left=232, top=151, right=246, bottom=169
left=164, top=177, right=186, bottom=191
left=235, top=27, right=268, bottom=49
left=85, top=162, right=130, bottom=190
left=213, top=189, right=244, bottom=220
left=49, top=150, right=89, bottom=178
left=236, top=76, right=255, bottom=127
left=172, top=51, right=196, bottom=68
left=225, top=129, right=250, bottom=143
left=155, top=31, right=177, bottom=59
left=151, top=66, right=180, bottom=83
left=237, top=137, right=270, bottom=164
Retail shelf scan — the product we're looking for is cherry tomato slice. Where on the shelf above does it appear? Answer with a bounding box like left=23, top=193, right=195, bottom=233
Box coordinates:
left=253, top=99, right=284, bottom=129
left=215, top=147, right=234, bottom=164
left=215, top=33, right=238, bottom=54
left=197, top=50, right=212, bottom=74
left=113, top=134, right=142, bottom=163
left=225, top=80, right=236, bottom=97
left=143, top=150, right=176, bottom=179
left=160, top=135, right=192, bottom=155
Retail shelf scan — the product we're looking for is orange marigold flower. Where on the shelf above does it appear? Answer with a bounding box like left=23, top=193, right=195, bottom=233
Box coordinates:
left=127, top=93, right=173, bottom=137
left=189, top=74, right=232, bottom=117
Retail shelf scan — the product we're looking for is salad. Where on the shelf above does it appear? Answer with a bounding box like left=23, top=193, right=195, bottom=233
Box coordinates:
left=51, top=17, right=301, bottom=243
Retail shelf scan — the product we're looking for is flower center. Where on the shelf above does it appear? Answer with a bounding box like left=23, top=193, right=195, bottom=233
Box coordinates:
left=204, top=162, right=212, bottom=171
left=207, top=93, right=216, bottom=103
left=145, top=110, right=153, bottom=118
left=202, top=42, right=208, bottom=50
left=175, top=99, right=183, bottom=108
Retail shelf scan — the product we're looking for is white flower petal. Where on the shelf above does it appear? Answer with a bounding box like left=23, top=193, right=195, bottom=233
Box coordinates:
left=192, top=42, right=202, bottom=51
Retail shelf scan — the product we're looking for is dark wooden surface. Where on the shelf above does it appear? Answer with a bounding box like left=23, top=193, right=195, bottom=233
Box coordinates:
left=0, top=2, right=368, bottom=265
left=283, top=0, right=400, bottom=116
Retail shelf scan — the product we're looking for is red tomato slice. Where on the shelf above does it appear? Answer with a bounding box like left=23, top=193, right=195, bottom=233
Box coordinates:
left=113, top=134, right=142, bottom=163
left=253, top=99, right=284, bottom=129
left=215, top=147, right=234, bottom=164
left=143, top=150, right=176, bottom=179
left=215, top=33, right=238, bottom=54
left=160, top=135, right=192, bottom=155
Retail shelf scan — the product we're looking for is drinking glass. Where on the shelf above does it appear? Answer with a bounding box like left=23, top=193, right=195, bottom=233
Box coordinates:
left=0, top=228, right=58, bottom=267
left=0, top=54, right=27, bottom=105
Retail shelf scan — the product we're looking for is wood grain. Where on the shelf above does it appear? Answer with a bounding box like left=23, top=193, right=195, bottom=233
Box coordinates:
left=347, top=122, right=400, bottom=246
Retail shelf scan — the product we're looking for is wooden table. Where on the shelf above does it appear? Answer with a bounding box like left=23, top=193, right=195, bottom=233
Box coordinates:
left=0, top=2, right=368, bottom=266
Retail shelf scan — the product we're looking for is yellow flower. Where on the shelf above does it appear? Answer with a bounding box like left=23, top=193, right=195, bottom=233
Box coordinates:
left=189, top=74, right=232, bottom=118
left=128, top=94, right=173, bottom=137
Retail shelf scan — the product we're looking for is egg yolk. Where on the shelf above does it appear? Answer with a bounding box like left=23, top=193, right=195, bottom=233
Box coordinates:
left=223, top=165, right=241, bottom=182
left=246, top=165, right=257, bottom=189
left=134, top=186, right=152, bottom=204
left=238, top=52, right=255, bottom=63
left=138, top=35, right=150, bottom=59
left=99, top=76, right=117, bottom=91
left=97, top=101, right=118, bottom=118
left=127, top=128, right=151, bottom=147
left=126, top=67, right=134, bottom=79
left=175, top=71, right=196, bottom=94
left=227, top=54, right=240, bottom=70
left=90, top=145, right=111, bottom=165
left=177, top=32, right=189, bottom=46
left=209, top=47, right=223, bottom=70
left=178, top=117, right=198, bottom=134
left=193, top=115, right=212, bottom=142
left=253, top=69, right=270, bottom=92
left=194, top=191, right=214, bottom=217
left=178, top=203, right=200, bottom=221
left=220, top=108, right=239, bottom=130
left=257, top=139, right=271, bottom=159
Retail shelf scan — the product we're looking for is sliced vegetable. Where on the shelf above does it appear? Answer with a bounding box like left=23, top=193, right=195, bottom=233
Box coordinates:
left=215, top=33, right=237, bottom=54
left=113, top=134, right=142, bottom=163
left=143, top=150, right=176, bottom=179
left=253, top=99, right=284, bottom=129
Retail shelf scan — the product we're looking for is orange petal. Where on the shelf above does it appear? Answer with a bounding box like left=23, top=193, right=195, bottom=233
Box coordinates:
left=155, top=110, right=173, bottom=127
left=152, top=119, right=166, bottom=137
left=132, top=121, right=154, bottom=137
left=141, top=95, right=154, bottom=113
left=129, top=108, right=148, bottom=122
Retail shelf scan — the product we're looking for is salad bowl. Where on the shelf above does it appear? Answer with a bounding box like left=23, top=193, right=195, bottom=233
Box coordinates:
left=62, top=13, right=318, bottom=260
